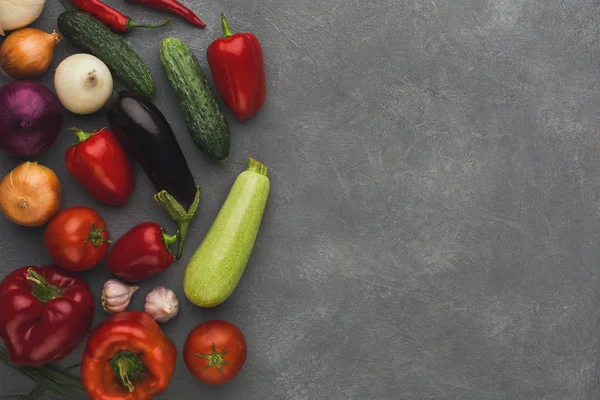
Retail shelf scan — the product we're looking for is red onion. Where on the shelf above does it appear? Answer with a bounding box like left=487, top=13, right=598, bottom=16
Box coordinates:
left=0, top=81, right=63, bottom=156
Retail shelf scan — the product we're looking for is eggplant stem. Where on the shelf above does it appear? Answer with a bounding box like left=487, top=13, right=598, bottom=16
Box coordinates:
left=154, top=186, right=201, bottom=259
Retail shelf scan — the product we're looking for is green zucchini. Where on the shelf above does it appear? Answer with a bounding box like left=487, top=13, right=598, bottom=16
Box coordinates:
left=184, top=159, right=270, bottom=307
left=57, top=11, right=155, bottom=98
left=159, top=37, right=230, bottom=161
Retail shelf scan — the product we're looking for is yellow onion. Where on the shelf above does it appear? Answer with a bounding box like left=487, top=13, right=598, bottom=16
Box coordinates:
left=0, top=161, right=62, bottom=227
left=0, top=28, right=61, bottom=79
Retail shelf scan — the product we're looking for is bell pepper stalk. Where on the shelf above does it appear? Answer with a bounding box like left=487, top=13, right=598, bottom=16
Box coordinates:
left=154, top=186, right=200, bottom=259
left=0, top=266, right=95, bottom=366
left=107, top=222, right=179, bottom=282
left=81, top=311, right=177, bottom=400
left=207, top=14, right=267, bottom=121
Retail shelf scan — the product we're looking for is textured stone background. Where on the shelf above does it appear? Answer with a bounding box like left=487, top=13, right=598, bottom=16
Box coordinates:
left=2, top=0, right=600, bottom=399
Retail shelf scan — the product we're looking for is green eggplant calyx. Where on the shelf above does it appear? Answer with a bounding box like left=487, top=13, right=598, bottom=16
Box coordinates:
left=154, top=186, right=201, bottom=260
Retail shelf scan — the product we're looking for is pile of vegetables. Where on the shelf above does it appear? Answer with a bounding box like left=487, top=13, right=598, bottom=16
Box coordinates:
left=0, top=1, right=269, bottom=399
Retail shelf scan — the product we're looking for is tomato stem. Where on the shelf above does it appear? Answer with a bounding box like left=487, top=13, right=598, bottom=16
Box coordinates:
left=26, top=268, right=62, bottom=303
left=110, top=351, right=144, bottom=393
left=195, top=343, right=230, bottom=375
left=87, top=222, right=111, bottom=248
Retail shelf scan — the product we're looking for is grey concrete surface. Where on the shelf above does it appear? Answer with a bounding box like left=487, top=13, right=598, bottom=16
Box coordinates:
left=1, top=0, right=600, bottom=399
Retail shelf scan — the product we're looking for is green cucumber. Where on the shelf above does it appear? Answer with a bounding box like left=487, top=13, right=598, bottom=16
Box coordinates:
left=159, top=37, right=230, bottom=161
left=57, top=11, right=155, bottom=98
left=184, top=159, right=270, bottom=307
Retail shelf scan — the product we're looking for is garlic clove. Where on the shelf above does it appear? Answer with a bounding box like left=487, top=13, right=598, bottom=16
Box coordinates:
left=101, top=279, right=139, bottom=315
left=145, top=286, right=179, bottom=323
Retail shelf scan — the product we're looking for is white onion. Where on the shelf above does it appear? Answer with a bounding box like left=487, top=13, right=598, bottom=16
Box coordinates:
left=0, top=0, right=46, bottom=36
left=54, top=54, right=113, bottom=115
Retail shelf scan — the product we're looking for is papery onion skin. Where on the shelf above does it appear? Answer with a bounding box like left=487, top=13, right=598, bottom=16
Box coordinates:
left=0, top=28, right=61, bottom=79
left=0, top=80, right=63, bottom=156
left=0, top=0, right=46, bottom=35
left=0, top=161, right=62, bottom=227
left=54, top=53, right=113, bottom=115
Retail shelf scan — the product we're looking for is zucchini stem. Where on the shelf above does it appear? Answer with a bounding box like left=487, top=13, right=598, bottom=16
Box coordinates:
left=247, top=158, right=268, bottom=176
left=154, top=186, right=201, bottom=259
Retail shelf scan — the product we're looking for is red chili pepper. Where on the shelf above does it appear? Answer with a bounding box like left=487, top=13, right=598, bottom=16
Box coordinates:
left=0, top=265, right=95, bottom=366
left=107, top=222, right=177, bottom=282
left=69, top=0, right=169, bottom=33
left=81, top=311, right=176, bottom=400
left=65, top=127, right=136, bottom=206
left=207, top=14, right=266, bottom=121
left=126, top=0, right=206, bottom=28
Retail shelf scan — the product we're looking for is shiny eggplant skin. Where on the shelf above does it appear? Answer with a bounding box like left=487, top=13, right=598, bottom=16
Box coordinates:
left=106, top=91, right=197, bottom=209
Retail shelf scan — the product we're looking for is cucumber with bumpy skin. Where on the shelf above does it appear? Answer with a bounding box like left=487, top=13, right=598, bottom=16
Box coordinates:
left=184, top=159, right=270, bottom=307
left=159, top=37, right=230, bottom=161
left=57, top=11, right=155, bottom=98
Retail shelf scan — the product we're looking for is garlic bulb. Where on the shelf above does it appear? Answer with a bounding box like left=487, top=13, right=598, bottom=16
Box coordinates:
left=145, top=287, right=179, bottom=323
left=102, top=279, right=139, bottom=315
left=0, top=0, right=46, bottom=36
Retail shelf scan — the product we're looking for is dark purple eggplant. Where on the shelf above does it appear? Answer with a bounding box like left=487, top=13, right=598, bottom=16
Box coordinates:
left=106, top=91, right=199, bottom=259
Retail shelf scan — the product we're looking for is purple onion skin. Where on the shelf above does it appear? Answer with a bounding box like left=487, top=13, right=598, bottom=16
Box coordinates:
left=0, top=81, right=64, bottom=157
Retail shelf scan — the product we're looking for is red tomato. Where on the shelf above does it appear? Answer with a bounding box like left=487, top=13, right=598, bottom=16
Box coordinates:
left=183, top=320, right=247, bottom=385
left=44, top=206, right=110, bottom=272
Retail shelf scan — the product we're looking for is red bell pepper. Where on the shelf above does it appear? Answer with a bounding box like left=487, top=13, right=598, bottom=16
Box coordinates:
left=66, top=127, right=136, bottom=206
left=207, top=14, right=266, bottom=121
left=107, top=222, right=177, bottom=282
left=0, top=265, right=95, bottom=366
left=81, top=311, right=177, bottom=400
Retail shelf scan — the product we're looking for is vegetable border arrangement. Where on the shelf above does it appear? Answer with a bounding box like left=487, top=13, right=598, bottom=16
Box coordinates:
left=0, top=1, right=269, bottom=399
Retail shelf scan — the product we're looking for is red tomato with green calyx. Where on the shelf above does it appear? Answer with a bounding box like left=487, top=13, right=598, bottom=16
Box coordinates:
left=44, top=206, right=110, bottom=272
left=183, top=320, right=247, bottom=385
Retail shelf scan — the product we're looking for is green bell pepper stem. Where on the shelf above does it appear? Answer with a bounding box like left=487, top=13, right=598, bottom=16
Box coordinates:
left=221, top=13, right=234, bottom=38
left=26, top=268, right=62, bottom=304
